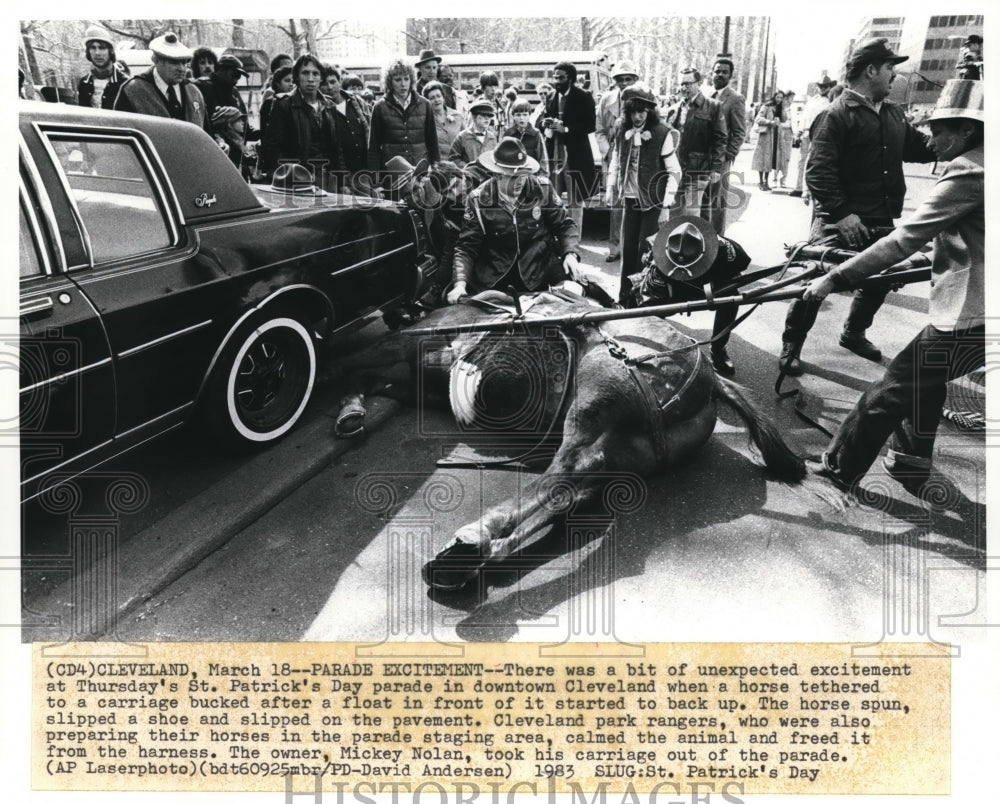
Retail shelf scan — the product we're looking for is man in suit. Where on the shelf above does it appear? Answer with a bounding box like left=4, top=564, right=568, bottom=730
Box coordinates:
left=664, top=67, right=727, bottom=220
left=539, top=61, right=597, bottom=233
left=115, top=32, right=208, bottom=133
left=702, top=56, right=746, bottom=234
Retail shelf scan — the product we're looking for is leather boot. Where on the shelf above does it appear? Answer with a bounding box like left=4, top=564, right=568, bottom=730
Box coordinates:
left=778, top=342, right=803, bottom=376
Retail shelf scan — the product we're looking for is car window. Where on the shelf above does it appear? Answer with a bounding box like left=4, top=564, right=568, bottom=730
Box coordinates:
left=19, top=203, right=43, bottom=279
left=46, top=136, right=173, bottom=264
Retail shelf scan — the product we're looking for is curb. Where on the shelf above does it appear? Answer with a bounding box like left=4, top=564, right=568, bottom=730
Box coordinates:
left=23, top=395, right=401, bottom=642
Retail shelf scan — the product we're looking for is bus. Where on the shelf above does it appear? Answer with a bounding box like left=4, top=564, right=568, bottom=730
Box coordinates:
left=341, top=50, right=612, bottom=105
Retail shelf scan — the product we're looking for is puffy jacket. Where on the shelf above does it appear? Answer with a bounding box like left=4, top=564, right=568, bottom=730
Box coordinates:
left=454, top=175, right=579, bottom=293
left=367, top=92, right=440, bottom=170
left=806, top=89, right=935, bottom=223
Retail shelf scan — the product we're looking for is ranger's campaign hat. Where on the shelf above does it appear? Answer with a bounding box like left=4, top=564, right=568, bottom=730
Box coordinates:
left=611, top=60, right=639, bottom=79
left=415, top=49, right=442, bottom=67
left=150, top=32, right=192, bottom=61
left=926, top=79, right=984, bottom=123
left=478, top=137, right=539, bottom=175
left=846, top=37, right=908, bottom=71
left=467, top=98, right=496, bottom=116
left=651, top=215, right=719, bottom=281
left=216, top=54, right=248, bottom=77
left=620, top=85, right=657, bottom=108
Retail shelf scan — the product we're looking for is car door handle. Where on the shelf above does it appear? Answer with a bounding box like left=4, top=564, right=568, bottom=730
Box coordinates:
left=20, top=296, right=54, bottom=320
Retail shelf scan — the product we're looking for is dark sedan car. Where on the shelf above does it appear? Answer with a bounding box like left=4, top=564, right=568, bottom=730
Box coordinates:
left=18, top=102, right=435, bottom=501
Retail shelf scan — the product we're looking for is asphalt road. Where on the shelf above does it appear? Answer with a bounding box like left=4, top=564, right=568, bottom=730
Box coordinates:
left=22, top=146, right=987, bottom=648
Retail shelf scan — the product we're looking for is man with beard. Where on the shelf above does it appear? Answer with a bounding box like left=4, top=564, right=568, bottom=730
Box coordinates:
left=539, top=61, right=597, bottom=234
left=702, top=56, right=746, bottom=234
left=76, top=25, right=130, bottom=110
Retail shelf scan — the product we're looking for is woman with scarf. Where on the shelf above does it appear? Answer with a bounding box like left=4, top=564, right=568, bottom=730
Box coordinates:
left=604, top=86, right=681, bottom=304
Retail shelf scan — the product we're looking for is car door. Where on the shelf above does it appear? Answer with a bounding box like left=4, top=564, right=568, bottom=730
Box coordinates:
left=34, top=127, right=219, bottom=441
left=18, top=165, right=115, bottom=494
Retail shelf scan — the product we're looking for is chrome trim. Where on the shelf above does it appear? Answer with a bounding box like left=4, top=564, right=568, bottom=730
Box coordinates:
left=20, top=357, right=113, bottom=395
left=33, top=124, right=94, bottom=268
left=22, top=438, right=116, bottom=486
left=331, top=243, right=412, bottom=276
left=19, top=178, right=53, bottom=277
left=33, top=125, right=184, bottom=267
left=114, top=401, right=193, bottom=439
left=118, top=319, right=213, bottom=358
left=19, top=296, right=54, bottom=317
left=19, top=137, right=66, bottom=273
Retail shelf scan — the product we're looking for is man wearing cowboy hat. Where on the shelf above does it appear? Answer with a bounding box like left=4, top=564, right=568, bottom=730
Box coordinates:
left=448, top=137, right=582, bottom=303
left=632, top=215, right=751, bottom=376
left=115, top=32, right=208, bottom=132
left=76, top=25, right=130, bottom=110
left=197, top=54, right=260, bottom=168
left=802, top=78, right=983, bottom=501
left=448, top=98, right=499, bottom=167
left=778, top=37, right=935, bottom=376
left=597, top=59, right=640, bottom=263
left=414, top=49, right=456, bottom=109
left=790, top=73, right=837, bottom=198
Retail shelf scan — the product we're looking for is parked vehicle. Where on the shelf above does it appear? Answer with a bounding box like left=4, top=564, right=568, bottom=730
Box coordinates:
left=18, top=101, right=435, bottom=501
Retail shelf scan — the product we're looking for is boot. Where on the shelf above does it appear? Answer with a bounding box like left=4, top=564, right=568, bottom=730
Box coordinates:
left=778, top=342, right=803, bottom=376
left=711, top=345, right=736, bottom=376
left=839, top=331, right=882, bottom=362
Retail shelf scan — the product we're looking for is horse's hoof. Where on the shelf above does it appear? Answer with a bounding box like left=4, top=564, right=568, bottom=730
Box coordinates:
left=422, top=542, right=487, bottom=591
left=334, top=401, right=366, bottom=438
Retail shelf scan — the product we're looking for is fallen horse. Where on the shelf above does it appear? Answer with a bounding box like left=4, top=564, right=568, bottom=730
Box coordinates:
left=335, top=288, right=806, bottom=590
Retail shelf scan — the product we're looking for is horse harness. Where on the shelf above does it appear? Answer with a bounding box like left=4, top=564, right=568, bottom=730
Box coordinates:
left=597, top=326, right=704, bottom=465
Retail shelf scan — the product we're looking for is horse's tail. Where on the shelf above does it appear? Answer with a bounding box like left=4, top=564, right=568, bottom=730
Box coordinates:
left=714, top=376, right=806, bottom=482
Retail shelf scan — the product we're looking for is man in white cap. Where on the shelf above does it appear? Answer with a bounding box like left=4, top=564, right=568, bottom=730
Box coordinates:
left=115, top=31, right=207, bottom=131
left=803, top=79, right=984, bottom=501
left=76, top=25, right=130, bottom=110
left=597, top=59, right=639, bottom=263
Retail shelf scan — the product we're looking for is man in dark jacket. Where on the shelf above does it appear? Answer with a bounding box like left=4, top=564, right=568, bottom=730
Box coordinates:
left=196, top=55, right=259, bottom=168
left=448, top=138, right=582, bottom=301
left=115, top=32, right=208, bottom=133
left=778, top=38, right=935, bottom=376
left=260, top=54, right=346, bottom=188
left=76, top=25, right=129, bottom=110
left=664, top=67, right=727, bottom=219
left=539, top=61, right=597, bottom=235
left=414, top=49, right=456, bottom=109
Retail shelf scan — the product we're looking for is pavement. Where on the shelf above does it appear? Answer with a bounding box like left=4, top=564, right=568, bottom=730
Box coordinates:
left=23, top=144, right=986, bottom=647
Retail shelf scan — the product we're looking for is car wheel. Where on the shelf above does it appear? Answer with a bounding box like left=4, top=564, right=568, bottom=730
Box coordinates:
left=210, top=314, right=316, bottom=446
